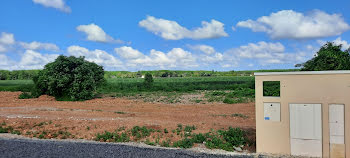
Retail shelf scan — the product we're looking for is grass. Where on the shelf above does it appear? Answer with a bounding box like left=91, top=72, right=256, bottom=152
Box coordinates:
left=94, top=125, right=251, bottom=151
left=0, top=80, right=34, bottom=92
left=0, top=76, right=258, bottom=104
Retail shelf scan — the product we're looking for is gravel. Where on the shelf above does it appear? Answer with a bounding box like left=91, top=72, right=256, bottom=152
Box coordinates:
left=0, top=134, right=255, bottom=158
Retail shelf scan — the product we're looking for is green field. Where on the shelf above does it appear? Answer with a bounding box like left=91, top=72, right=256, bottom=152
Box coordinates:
left=0, top=76, right=257, bottom=104
left=0, top=80, right=34, bottom=92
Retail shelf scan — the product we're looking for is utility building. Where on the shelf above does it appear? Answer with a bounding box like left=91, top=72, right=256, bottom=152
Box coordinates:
left=254, top=71, right=350, bottom=158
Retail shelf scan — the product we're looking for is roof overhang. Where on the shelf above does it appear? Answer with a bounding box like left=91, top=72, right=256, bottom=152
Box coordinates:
left=254, top=70, right=350, bottom=76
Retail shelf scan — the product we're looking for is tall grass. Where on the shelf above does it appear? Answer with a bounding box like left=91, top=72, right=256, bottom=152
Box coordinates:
left=97, top=76, right=255, bottom=93
left=0, top=80, right=34, bottom=92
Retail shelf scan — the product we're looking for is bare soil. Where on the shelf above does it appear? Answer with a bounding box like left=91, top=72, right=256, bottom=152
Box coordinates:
left=0, top=92, right=255, bottom=150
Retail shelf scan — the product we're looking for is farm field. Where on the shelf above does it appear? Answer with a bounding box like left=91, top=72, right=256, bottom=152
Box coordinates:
left=0, top=76, right=256, bottom=104
left=0, top=92, right=256, bottom=151
left=0, top=76, right=259, bottom=151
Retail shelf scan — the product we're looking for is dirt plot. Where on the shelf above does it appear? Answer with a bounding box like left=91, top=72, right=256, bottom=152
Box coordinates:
left=0, top=92, right=255, bottom=149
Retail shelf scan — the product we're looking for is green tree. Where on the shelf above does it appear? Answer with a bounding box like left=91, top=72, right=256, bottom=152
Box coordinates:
left=34, top=55, right=105, bottom=101
left=144, top=73, right=153, bottom=88
left=296, top=42, right=350, bottom=71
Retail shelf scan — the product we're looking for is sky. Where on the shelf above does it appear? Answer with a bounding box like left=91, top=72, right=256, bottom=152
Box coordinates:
left=0, top=0, right=350, bottom=71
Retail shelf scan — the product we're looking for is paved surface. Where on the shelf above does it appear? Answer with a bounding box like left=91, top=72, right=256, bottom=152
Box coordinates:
left=0, top=137, right=255, bottom=158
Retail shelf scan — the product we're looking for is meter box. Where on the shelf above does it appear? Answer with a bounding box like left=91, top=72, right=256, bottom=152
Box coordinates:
left=264, top=102, right=281, bottom=122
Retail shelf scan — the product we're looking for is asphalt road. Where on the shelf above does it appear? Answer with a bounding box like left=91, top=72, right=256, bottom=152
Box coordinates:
left=0, top=137, right=255, bottom=158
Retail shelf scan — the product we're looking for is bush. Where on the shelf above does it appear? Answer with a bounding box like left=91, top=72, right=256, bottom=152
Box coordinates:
left=18, top=92, right=34, bottom=99
left=34, top=55, right=105, bottom=101
left=144, top=73, right=153, bottom=88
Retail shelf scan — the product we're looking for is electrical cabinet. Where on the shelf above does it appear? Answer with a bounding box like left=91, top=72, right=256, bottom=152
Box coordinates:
left=263, top=102, right=281, bottom=122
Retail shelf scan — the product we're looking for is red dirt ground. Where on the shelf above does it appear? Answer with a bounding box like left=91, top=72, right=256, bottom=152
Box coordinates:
left=0, top=92, right=255, bottom=149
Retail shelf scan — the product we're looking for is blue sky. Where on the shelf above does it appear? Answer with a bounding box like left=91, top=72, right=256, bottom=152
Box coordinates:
left=0, top=0, right=350, bottom=71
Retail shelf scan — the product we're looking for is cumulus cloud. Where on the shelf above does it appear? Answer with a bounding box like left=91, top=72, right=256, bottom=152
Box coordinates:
left=188, top=45, right=216, bottom=55
left=19, top=50, right=59, bottom=69
left=33, top=0, right=71, bottom=13
left=114, top=46, right=145, bottom=59
left=317, top=37, right=350, bottom=50
left=224, top=41, right=307, bottom=65
left=19, top=41, right=60, bottom=51
left=236, top=10, right=350, bottom=39
left=0, top=32, right=15, bottom=45
left=67, top=45, right=123, bottom=69
left=115, top=46, right=197, bottom=69
left=188, top=44, right=224, bottom=64
left=77, top=23, right=123, bottom=43
left=139, top=16, right=228, bottom=40
left=0, top=32, right=15, bottom=52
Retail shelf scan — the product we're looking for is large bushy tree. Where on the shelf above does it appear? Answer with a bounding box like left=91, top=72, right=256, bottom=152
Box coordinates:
left=34, top=55, right=105, bottom=101
left=296, top=42, right=350, bottom=71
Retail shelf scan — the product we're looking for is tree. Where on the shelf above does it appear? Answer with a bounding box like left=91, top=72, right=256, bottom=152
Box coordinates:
left=144, top=73, right=153, bottom=88
left=34, top=55, right=105, bottom=101
left=296, top=42, right=350, bottom=71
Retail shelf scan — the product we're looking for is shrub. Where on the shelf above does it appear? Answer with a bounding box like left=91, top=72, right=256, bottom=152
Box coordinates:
left=144, top=73, right=153, bottom=88
left=18, top=92, right=34, bottom=99
left=34, top=55, right=105, bottom=101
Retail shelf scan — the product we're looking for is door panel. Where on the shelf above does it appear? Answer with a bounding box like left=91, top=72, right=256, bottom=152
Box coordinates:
left=289, top=104, right=322, bottom=157
left=329, top=104, right=345, bottom=158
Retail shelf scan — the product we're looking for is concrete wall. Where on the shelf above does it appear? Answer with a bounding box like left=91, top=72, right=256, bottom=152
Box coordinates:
left=255, top=73, right=350, bottom=157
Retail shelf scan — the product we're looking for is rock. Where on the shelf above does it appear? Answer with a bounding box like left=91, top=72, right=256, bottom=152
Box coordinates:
left=233, top=146, right=243, bottom=152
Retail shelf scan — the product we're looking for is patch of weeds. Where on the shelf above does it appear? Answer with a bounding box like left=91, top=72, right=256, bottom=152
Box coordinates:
left=86, top=126, right=90, bottom=130
left=163, top=128, right=168, bottom=134
left=117, top=126, right=126, bottom=132
left=11, top=130, right=21, bottom=135
left=38, top=134, right=45, bottom=139
left=231, top=113, right=248, bottom=119
left=131, top=126, right=153, bottom=140
left=25, top=131, right=32, bottom=135
left=176, top=124, right=183, bottom=135
left=0, top=126, right=8, bottom=133
left=184, top=125, right=196, bottom=133
left=95, top=131, right=130, bottom=142
left=18, top=92, right=36, bottom=99
left=194, top=99, right=202, bottom=103
left=144, top=139, right=156, bottom=146
left=161, top=139, right=171, bottom=147
left=95, top=109, right=103, bottom=112
left=1, top=121, right=6, bottom=126
left=172, top=138, right=193, bottom=148
left=34, top=122, right=47, bottom=127
left=49, top=120, right=52, bottom=124
left=115, top=111, right=126, bottom=114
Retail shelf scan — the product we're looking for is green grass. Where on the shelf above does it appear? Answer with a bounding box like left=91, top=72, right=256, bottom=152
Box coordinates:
left=0, top=80, right=34, bottom=92
left=98, top=76, right=255, bottom=94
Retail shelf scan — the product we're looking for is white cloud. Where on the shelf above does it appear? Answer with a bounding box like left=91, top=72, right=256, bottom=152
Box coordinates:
left=317, top=37, right=350, bottom=50
left=67, top=45, right=123, bottom=69
left=33, top=0, right=71, bottom=13
left=188, top=44, right=224, bottom=64
left=224, top=41, right=307, bottom=65
left=114, top=46, right=145, bottom=59
left=188, top=45, right=215, bottom=55
left=19, top=41, right=60, bottom=51
left=19, top=50, right=58, bottom=69
left=139, top=16, right=228, bottom=40
left=237, top=10, right=350, bottom=39
left=0, top=32, right=15, bottom=45
left=0, top=54, right=13, bottom=66
left=0, top=32, right=15, bottom=52
left=332, top=37, right=350, bottom=49
left=115, top=46, right=198, bottom=69
left=77, top=23, right=123, bottom=43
